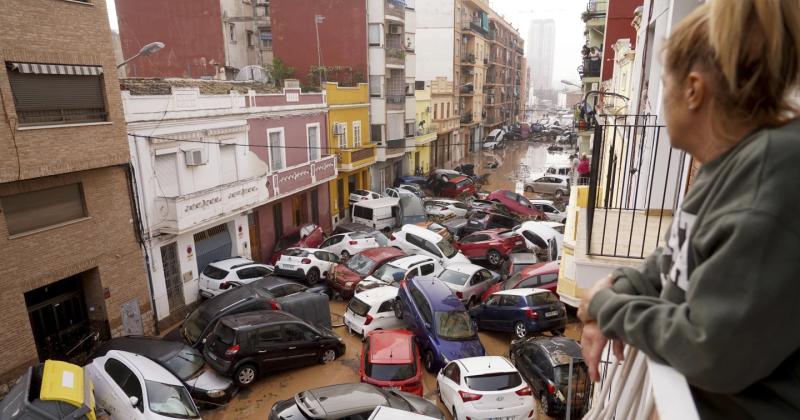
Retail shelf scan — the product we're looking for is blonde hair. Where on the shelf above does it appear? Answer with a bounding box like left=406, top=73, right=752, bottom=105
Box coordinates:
left=665, top=0, right=800, bottom=127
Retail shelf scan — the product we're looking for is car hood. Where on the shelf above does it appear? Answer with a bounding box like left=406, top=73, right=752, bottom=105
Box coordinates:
left=437, top=336, right=485, bottom=361
left=186, top=365, right=234, bottom=393
left=448, top=253, right=470, bottom=264
left=335, top=266, right=366, bottom=282
left=394, top=391, right=445, bottom=419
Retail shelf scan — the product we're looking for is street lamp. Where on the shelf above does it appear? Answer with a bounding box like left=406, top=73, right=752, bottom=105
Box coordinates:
left=117, top=42, right=166, bottom=69
left=560, top=79, right=582, bottom=89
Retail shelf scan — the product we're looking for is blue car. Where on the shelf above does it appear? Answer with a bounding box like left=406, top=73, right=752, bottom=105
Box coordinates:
left=470, top=289, right=567, bottom=339
left=395, top=175, right=428, bottom=187
left=394, top=276, right=485, bottom=372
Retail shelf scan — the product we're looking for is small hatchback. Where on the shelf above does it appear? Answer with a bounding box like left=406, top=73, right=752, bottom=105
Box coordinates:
left=471, top=289, right=567, bottom=339
left=390, top=224, right=469, bottom=266
left=439, top=176, right=477, bottom=199
left=199, top=258, right=273, bottom=298
left=203, top=311, right=345, bottom=386
left=455, top=229, right=527, bottom=267
left=344, top=286, right=405, bottom=337
left=395, top=276, right=485, bottom=372
left=360, top=330, right=424, bottom=396
left=330, top=247, right=406, bottom=299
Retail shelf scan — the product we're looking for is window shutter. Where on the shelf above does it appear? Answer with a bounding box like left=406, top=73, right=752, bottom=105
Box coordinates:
left=8, top=71, right=106, bottom=125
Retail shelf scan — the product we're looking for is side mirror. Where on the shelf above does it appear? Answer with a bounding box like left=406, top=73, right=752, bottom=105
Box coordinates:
left=424, top=322, right=432, bottom=332
left=129, top=396, right=139, bottom=407
left=313, top=335, right=322, bottom=342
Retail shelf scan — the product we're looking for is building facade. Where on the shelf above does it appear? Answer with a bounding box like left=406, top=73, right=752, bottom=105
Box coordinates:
left=0, top=0, right=153, bottom=385
left=430, top=77, right=459, bottom=168
left=116, top=0, right=273, bottom=79
left=485, top=11, right=525, bottom=132
left=456, top=0, right=491, bottom=154
left=325, top=82, right=375, bottom=225
left=413, top=82, right=437, bottom=174
left=528, top=19, right=557, bottom=101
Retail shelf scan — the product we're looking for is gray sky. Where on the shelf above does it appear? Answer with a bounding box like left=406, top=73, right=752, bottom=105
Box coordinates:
left=107, top=0, right=584, bottom=86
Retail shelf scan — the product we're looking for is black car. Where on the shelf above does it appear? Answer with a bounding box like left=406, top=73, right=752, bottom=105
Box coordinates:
left=92, top=336, right=237, bottom=407
left=203, top=311, right=345, bottom=386
left=463, top=211, right=518, bottom=236
left=440, top=217, right=468, bottom=241
left=172, top=276, right=331, bottom=348
left=509, top=336, right=592, bottom=417
left=269, top=383, right=444, bottom=420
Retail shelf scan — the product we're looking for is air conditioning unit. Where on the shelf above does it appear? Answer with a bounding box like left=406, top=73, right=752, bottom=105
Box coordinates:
left=389, top=25, right=402, bottom=35
left=184, top=149, right=208, bottom=166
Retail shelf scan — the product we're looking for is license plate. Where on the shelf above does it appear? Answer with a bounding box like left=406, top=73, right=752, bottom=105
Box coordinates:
left=546, top=311, right=558, bottom=317
left=385, top=386, right=400, bottom=391
left=280, top=264, right=294, bottom=270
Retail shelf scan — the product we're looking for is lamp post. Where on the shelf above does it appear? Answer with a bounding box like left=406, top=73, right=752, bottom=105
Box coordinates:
left=117, top=42, right=165, bottom=69
left=315, top=15, right=326, bottom=87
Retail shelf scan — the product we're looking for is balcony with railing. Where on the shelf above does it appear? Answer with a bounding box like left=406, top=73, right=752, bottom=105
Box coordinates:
left=459, top=84, right=474, bottom=95
left=415, top=126, right=437, bottom=145
left=461, top=53, right=476, bottom=65
left=581, top=59, right=602, bottom=79
left=385, top=138, right=406, bottom=156
left=335, top=144, right=377, bottom=171
left=583, top=1, right=608, bottom=25
left=385, top=0, right=406, bottom=19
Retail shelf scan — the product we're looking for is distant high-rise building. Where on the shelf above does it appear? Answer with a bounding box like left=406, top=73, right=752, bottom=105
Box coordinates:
left=528, top=19, right=556, bottom=94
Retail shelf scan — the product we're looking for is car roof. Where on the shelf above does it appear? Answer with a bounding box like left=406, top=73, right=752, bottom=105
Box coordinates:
left=410, top=276, right=463, bottom=311
left=530, top=199, right=555, bottom=206
left=519, top=260, right=560, bottom=277
left=389, top=254, right=436, bottom=268
left=95, top=336, right=187, bottom=362
left=494, top=288, right=551, bottom=297
left=299, top=383, right=387, bottom=416
left=105, top=350, right=183, bottom=386
left=528, top=337, right=584, bottom=365
left=442, top=263, right=483, bottom=275
left=352, top=197, right=400, bottom=209
left=401, top=224, right=444, bottom=242
left=360, top=247, right=406, bottom=261
left=368, top=330, right=415, bottom=364
left=518, top=221, right=559, bottom=240
left=218, top=310, right=299, bottom=329
left=288, top=247, right=326, bottom=253
left=208, top=257, right=256, bottom=270
left=547, top=174, right=571, bottom=181
left=457, top=356, right=516, bottom=376
left=355, top=286, right=399, bottom=304
left=541, top=221, right=565, bottom=229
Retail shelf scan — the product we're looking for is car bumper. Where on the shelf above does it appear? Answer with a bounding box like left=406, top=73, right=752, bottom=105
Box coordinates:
left=199, top=287, right=222, bottom=299
left=274, top=267, right=306, bottom=279
left=327, top=279, right=357, bottom=299
left=343, top=314, right=365, bottom=336
left=203, top=353, right=235, bottom=376
left=461, top=400, right=536, bottom=420
left=528, top=317, right=567, bottom=332
left=190, top=382, right=239, bottom=407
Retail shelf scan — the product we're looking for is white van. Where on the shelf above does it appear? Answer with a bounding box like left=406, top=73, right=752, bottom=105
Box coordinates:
left=351, top=197, right=401, bottom=231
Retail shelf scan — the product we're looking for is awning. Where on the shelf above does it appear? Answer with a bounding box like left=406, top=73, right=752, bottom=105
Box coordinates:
left=9, top=62, right=103, bottom=76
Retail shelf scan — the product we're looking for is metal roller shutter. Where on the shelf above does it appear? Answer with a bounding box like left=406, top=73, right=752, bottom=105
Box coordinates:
left=194, top=224, right=233, bottom=273
left=7, top=70, right=106, bottom=125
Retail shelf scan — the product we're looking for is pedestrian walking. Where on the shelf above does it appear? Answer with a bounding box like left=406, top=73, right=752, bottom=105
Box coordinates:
left=578, top=1, right=800, bottom=419
left=577, top=154, right=590, bottom=185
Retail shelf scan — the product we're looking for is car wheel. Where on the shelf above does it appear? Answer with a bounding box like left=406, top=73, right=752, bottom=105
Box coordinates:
left=341, top=250, right=351, bottom=260
left=514, top=321, right=528, bottom=339
left=467, top=296, right=477, bottom=309
left=524, top=185, right=533, bottom=192
left=555, top=190, right=564, bottom=199
left=423, top=350, right=436, bottom=372
left=393, top=299, right=404, bottom=319
left=320, top=348, right=337, bottom=364
left=540, top=392, right=553, bottom=417
left=487, top=249, right=502, bottom=267
left=307, top=268, right=320, bottom=286
left=234, top=364, right=258, bottom=387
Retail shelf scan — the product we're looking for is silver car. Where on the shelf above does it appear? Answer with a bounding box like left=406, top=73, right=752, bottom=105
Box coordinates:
left=524, top=174, right=570, bottom=198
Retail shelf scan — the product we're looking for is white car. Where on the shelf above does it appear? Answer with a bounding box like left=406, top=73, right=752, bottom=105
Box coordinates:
left=425, top=198, right=469, bottom=219
left=531, top=199, right=567, bottom=223
left=199, top=257, right=274, bottom=298
left=541, top=221, right=565, bottom=234
left=357, top=255, right=443, bottom=293
left=274, top=248, right=340, bottom=286
left=437, top=356, right=535, bottom=420
left=87, top=350, right=201, bottom=420
left=349, top=189, right=382, bottom=205
left=390, top=224, right=470, bottom=266
left=320, top=230, right=389, bottom=259
left=343, top=286, right=405, bottom=337
left=482, top=128, right=506, bottom=150
left=436, top=263, right=497, bottom=307
left=514, top=221, right=563, bottom=262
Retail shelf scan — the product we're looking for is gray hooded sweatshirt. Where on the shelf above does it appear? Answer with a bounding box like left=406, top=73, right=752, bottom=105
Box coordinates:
left=588, top=120, right=800, bottom=419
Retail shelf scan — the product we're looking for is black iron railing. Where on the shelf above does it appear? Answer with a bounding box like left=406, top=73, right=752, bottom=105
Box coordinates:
left=586, top=115, right=689, bottom=259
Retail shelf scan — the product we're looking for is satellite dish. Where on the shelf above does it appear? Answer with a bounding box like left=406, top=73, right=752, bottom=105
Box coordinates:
left=235, top=65, right=272, bottom=83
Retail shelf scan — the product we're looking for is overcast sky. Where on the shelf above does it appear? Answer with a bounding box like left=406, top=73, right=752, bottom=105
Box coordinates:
left=106, top=0, right=584, bottom=87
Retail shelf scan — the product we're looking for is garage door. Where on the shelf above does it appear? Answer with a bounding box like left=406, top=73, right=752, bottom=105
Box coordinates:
left=194, top=224, right=232, bottom=273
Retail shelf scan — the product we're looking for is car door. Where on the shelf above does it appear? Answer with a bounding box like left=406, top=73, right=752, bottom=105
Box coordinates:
left=282, top=323, right=321, bottom=367
left=97, top=357, right=145, bottom=420
left=478, top=295, right=502, bottom=329
left=409, top=287, right=435, bottom=347
left=532, top=177, right=548, bottom=193
left=496, top=295, right=523, bottom=331
left=471, top=269, right=494, bottom=299
left=314, top=251, right=339, bottom=275
left=252, top=324, right=290, bottom=371
left=320, top=234, right=345, bottom=255
left=458, top=233, right=488, bottom=258
left=440, top=362, right=462, bottom=409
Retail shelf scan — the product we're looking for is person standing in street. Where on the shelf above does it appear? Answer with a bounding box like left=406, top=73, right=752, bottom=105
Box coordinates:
left=578, top=1, right=800, bottom=418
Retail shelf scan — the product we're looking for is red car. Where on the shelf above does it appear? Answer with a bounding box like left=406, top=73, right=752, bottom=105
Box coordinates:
left=360, top=330, right=423, bottom=396
left=455, top=229, right=527, bottom=267
left=440, top=176, right=477, bottom=198
left=486, top=190, right=547, bottom=220
left=269, top=223, right=325, bottom=264
left=328, top=247, right=406, bottom=299
left=481, top=260, right=561, bottom=302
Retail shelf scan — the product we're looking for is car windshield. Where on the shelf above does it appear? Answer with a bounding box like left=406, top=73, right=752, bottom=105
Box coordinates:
left=516, top=194, right=531, bottom=207
left=438, top=269, right=470, bottom=286
left=366, top=361, right=416, bottom=381
left=465, top=372, right=523, bottom=391
left=435, top=311, right=476, bottom=340
left=276, top=233, right=300, bottom=251
left=456, top=179, right=472, bottom=188
left=372, top=263, right=406, bottom=284
left=283, top=249, right=309, bottom=257
left=438, top=239, right=458, bottom=258
left=182, top=308, right=211, bottom=344
left=527, top=292, right=558, bottom=306
left=346, top=253, right=378, bottom=276
left=145, top=380, right=199, bottom=419
left=162, top=349, right=205, bottom=380
left=370, top=232, right=390, bottom=246
left=347, top=298, right=371, bottom=317
left=501, top=273, right=522, bottom=290
left=554, top=363, right=589, bottom=386
left=201, top=265, right=228, bottom=280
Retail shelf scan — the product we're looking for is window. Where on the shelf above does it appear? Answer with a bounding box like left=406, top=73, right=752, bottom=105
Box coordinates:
left=405, top=122, right=415, bottom=137
left=434, top=104, right=438, bottom=120
left=246, top=30, right=255, bottom=47
left=368, top=24, right=382, bottom=46
left=260, top=31, right=273, bottom=50
left=369, top=76, right=382, bottom=97
left=220, top=144, right=237, bottom=184
left=283, top=324, right=315, bottom=342
left=1, top=184, right=87, bottom=236
left=229, top=23, right=236, bottom=42
left=419, top=263, right=435, bottom=276
left=410, top=288, right=432, bottom=324
left=7, top=64, right=107, bottom=126
left=539, top=273, right=558, bottom=285
left=271, top=283, right=306, bottom=298
left=444, top=362, right=461, bottom=383
left=377, top=300, right=394, bottom=313
left=353, top=122, right=362, bottom=147
left=257, top=325, right=283, bottom=345
left=267, top=129, right=285, bottom=170
left=104, top=359, right=143, bottom=412
left=446, top=103, right=450, bottom=118
left=236, top=266, right=271, bottom=280
left=518, top=276, right=539, bottom=289
left=307, top=124, right=320, bottom=160
left=334, top=122, right=347, bottom=148
left=370, top=125, right=382, bottom=143
left=415, top=81, right=425, bottom=90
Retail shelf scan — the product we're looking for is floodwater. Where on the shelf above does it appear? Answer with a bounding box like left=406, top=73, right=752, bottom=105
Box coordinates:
left=202, top=141, right=583, bottom=420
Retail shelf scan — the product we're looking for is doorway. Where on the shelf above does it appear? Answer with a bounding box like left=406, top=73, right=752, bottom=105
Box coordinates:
left=160, top=242, right=185, bottom=312
left=338, top=178, right=346, bottom=219
left=292, top=195, right=307, bottom=226
left=248, top=212, right=261, bottom=262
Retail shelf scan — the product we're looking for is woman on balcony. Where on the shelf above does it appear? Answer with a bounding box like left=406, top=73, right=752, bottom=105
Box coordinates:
left=578, top=1, right=800, bottom=418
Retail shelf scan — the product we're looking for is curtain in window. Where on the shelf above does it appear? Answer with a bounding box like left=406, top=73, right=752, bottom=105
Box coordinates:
left=269, top=131, right=284, bottom=170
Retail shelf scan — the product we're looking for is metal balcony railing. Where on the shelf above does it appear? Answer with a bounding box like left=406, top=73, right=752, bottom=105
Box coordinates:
left=460, top=114, right=473, bottom=124
left=581, top=59, right=601, bottom=78
left=586, top=115, right=690, bottom=259
left=18, top=108, right=107, bottom=126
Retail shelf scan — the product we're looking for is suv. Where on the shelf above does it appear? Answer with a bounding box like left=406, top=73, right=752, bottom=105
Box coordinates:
left=357, top=255, right=443, bottom=293
left=390, top=225, right=469, bottom=266
left=320, top=230, right=390, bottom=259
left=486, top=190, right=547, bottom=220
left=360, top=330, right=423, bottom=396
left=524, top=175, right=571, bottom=199
left=530, top=200, right=567, bottom=223
left=203, top=311, right=345, bottom=386
left=509, top=337, right=591, bottom=418
left=199, top=258, right=273, bottom=298
left=394, top=276, right=485, bottom=372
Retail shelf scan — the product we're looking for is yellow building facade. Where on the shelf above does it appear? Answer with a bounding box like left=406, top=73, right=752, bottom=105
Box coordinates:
left=413, top=83, right=437, bottom=174
left=324, top=82, right=376, bottom=224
